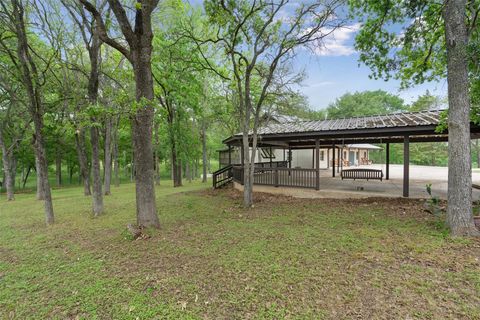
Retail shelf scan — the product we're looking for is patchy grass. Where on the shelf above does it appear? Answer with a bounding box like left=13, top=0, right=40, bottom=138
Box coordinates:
left=1, top=181, right=479, bottom=319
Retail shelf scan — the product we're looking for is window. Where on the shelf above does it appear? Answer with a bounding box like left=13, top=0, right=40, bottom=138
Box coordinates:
left=260, top=148, right=276, bottom=159
left=320, top=151, right=324, bottom=161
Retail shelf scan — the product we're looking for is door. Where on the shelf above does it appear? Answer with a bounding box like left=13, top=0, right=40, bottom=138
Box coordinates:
left=349, top=151, right=355, bottom=165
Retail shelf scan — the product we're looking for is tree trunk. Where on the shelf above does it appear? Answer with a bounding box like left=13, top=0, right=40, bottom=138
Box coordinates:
left=112, top=117, right=120, bottom=187
left=154, top=121, right=160, bottom=186
left=104, top=116, right=112, bottom=195
left=33, top=116, right=54, bottom=224
left=194, top=158, right=199, bottom=179
left=186, top=161, right=192, bottom=183
left=443, top=0, right=479, bottom=236
left=178, top=160, right=182, bottom=185
left=79, top=0, right=160, bottom=228
left=11, top=0, right=54, bottom=224
left=69, top=163, right=73, bottom=185
left=201, top=120, right=208, bottom=183
left=35, top=154, right=45, bottom=200
left=74, top=128, right=91, bottom=195
left=0, top=131, right=15, bottom=201
left=55, top=152, right=62, bottom=187
left=87, top=31, right=103, bottom=216
left=22, top=165, right=31, bottom=189
left=90, top=125, right=103, bottom=216
left=171, top=136, right=182, bottom=187
left=131, top=48, right=159, bottom=228
left=243, top=132, right=253, bottom=207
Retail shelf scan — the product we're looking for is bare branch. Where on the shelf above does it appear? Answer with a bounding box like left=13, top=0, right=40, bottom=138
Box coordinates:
left=77, top=0, right=132, bottom=60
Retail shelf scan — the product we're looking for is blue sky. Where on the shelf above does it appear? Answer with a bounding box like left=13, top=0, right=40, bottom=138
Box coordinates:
left=188, top=0, right=447, bottom=111
left=290, top=24, right=447, bottom=110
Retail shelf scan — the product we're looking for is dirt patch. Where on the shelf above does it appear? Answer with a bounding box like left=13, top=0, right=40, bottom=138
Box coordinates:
left=200, top=187, right=441, bottom=221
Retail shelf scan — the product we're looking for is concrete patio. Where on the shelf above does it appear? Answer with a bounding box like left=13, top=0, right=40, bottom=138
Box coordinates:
left=234, top=164, right=480, bottom=200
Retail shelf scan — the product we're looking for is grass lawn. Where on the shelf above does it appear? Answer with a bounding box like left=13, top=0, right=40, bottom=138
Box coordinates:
left=1, top=181, right=479, bottom=319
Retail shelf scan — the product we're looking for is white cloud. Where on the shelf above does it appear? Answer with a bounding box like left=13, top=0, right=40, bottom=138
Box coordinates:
left=313, top=23, right=361, bottom=57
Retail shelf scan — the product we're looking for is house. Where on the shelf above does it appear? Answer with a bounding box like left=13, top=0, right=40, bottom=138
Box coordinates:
left=219, top=113, right=382, bottom=168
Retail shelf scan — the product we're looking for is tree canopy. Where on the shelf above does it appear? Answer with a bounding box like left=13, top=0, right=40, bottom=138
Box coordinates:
left=324, top=90, right=406, bottom=118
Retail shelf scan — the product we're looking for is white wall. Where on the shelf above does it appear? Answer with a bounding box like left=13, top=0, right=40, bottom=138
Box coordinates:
left=248, top=147, right=369, bottom=169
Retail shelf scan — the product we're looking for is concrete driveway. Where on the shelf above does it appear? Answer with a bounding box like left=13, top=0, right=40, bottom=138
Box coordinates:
left=241, top=164, right=480, bottom=200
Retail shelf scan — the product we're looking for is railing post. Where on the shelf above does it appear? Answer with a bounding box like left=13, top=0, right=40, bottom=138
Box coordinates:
left=403, top=135, right=410, bottom=197
left=386, top=142, right=390, bottom=180
left=332, top=143, right=336, bottom=177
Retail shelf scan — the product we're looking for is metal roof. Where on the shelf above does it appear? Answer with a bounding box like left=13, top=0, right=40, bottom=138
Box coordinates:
left=223, top=109, right=459, bottom=145
left=254, top=109, right=445, bottom=135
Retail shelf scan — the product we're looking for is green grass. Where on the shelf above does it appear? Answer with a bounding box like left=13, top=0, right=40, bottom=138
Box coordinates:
left=1, top=181, right=479, bottom=319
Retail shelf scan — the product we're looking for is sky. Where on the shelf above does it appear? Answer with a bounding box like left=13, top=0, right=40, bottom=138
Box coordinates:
left=291, top=24, right=447, bottom=110
left=188, top=0, right=447, bottom=111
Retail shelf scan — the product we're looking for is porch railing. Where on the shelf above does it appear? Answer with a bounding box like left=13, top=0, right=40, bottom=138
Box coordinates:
left=232, top=165, right=317, bottom=189
left=212, top=165, right=233, bottom=189
left=254, top=161, right=288, bottom=169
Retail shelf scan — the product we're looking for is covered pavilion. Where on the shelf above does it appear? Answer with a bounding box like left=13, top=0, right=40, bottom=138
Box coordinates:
left=214, top=109, right=480, bottom=198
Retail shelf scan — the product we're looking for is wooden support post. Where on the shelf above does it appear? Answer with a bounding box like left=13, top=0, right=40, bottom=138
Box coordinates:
left=228, top=145, right=232, bottom=165
left=288, top=147, right=292, bottom=168
left=332, top=144, right=336, bottom=177
left=327, top=148, right=330, bottom=169
left=269, top=146, right=273, bottom=168
left=312, top=149, right=315, bottom=168
left=386, top=142, right=390, bottom=180
left=337, top=148, right=343, bottom=173
left=315, top=139, right=320, bottom=190
left=403, top=136, right=409, bottom=197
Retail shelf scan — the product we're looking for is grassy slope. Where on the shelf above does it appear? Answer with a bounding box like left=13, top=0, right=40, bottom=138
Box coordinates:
left=0, top=181, right=479, bottom=319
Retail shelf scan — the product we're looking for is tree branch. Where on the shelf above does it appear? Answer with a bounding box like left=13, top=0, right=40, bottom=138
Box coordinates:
left=77, top=0, right=132, bottom=61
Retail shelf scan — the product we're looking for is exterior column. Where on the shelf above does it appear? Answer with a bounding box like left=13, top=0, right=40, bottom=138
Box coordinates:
left=269, top=146, right=273, bottom=167
left=337, top=147, right=340, bottom=173
left=315, top=139, right=320, bottom=190
left=332, top=143, right=336, bottom=177
left=337, top=145, right=343, bottom=172
left=403, top=136, right=409, bottom=197
left=386, top=142, right=390, bottom=180
left=228, top=145, right=232, bottom=165
left=288, top=147, right=292, bottom=169
left=327, top=148, right=330, bottom=169
left=312, top=149, right=315, bottom=168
